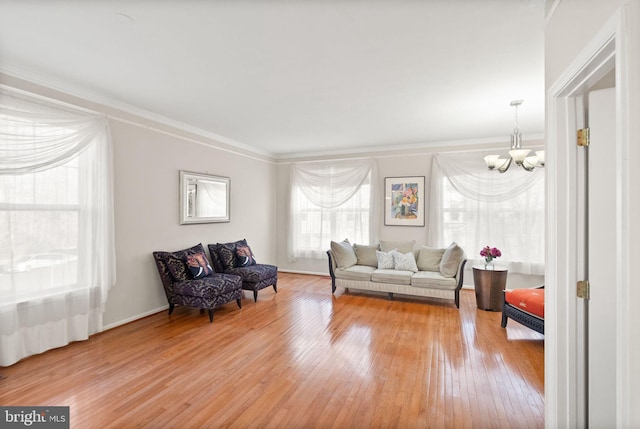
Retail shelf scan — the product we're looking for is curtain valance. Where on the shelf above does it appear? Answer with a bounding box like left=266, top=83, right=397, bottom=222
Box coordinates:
left=290, top=159, right=374, bottom=209
left=0, top=88, right=108, bottom=174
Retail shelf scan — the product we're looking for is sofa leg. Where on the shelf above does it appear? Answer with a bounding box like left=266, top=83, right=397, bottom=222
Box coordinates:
left=273, top=284, right=277, bottom=293
left=388, top=293, right=394, bottom=300
left=208, top=309, right=214, bottom=323
left=237, top=298, right=242, bottom=308
left=455, top=291, right=460, bottom=308
left=168, top=303, right=175, bottom=315
left=253, top=290, right=258, bottom=302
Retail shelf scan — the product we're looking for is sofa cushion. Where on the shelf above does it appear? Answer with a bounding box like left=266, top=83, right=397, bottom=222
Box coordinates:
left=331, top=239, right=357, bottom=269
left=225, top=264, right=278, bottom=283
left=416, top=246, right=445, bottom=272
left=392, top=251, right=418, bottom=272
left=411, top=271, right=458, bottom=290
left=185, top=251, right=213, bottom=279
left=371, top=269, right=412, bottom=285
left=439, top=242, right=464, bottom=278
left=334, top=265, right=376, bottom=281
left=379, top=240, right=415, bottom=255
left=505, top=288, right=544, bottom=318
left=353, top=243, right=379, bottom=267
left=376, top=249, right=395, bottom=269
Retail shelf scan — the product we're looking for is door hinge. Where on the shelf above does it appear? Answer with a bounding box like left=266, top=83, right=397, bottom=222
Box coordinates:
left=577, top=128, right=590, bottom=146
left=577, top=280, right=590, bottom=299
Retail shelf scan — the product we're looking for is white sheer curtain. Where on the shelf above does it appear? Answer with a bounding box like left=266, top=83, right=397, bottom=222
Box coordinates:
left=428, top=151, right=545, bottom=275
left=288, top=159, right=377, bottom=260
left=0, top=87, right=116, bottom=366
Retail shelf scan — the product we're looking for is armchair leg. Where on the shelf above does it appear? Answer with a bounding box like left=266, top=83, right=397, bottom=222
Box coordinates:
left=207, top=309, right=214, bottom=323
left=237, top=298, right=242, bottom=308
left=168, top=303, right=175, bottom=315
left=273, top=284, right=277, bottom=293
left=253, top=290, right=258, bottom=302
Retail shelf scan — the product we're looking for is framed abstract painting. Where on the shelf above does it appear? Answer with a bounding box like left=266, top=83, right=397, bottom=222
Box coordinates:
left=384, top=176, right=425, bottom=226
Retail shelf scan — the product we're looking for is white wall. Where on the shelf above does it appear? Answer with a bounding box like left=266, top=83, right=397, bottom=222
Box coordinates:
left=107, top=120, right=277, bottom=327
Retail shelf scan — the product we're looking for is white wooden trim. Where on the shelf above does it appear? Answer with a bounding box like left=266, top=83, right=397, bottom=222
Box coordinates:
left=546, top=8, right=628, bottom=428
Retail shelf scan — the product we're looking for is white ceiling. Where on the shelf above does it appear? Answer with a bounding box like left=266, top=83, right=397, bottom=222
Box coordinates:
left=0, top=1, right=545, bottom=158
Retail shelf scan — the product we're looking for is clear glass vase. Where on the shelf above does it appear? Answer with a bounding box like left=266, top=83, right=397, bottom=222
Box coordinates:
left=484, top=259, right=494, bottom=270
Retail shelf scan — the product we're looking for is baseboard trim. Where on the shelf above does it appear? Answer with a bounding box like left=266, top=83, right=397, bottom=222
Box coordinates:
left=102, top=305, right=169, bottom=332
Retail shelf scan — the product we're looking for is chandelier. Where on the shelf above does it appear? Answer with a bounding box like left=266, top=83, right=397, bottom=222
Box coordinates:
left=484, top=100, right=545, bottom=173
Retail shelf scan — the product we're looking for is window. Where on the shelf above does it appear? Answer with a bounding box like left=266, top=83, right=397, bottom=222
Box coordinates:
left=0, top=87, right=115, bottom=366
left=441, top=176, right=544, bottom=274
left=0, top=156, right=80, bottom=299
left=428, top=152, right=544, bottom=275
left=289, top=159, right=374, bottom=260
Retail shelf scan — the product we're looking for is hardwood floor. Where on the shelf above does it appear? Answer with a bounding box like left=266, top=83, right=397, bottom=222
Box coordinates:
left=0, top=273, right=544, bottom=428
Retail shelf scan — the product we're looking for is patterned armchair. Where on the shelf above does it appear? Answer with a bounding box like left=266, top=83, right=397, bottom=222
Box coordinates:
left=153, top=243, right=243, bottom=322
left=208, top=240, right=278, bottom=302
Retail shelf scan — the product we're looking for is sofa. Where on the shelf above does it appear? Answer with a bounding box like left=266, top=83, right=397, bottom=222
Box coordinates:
left=327, top=240, right=467, bottom=308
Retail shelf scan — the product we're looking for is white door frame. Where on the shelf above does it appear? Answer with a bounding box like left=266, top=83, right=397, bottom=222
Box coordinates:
left=546, top=8, right=629, bottom=428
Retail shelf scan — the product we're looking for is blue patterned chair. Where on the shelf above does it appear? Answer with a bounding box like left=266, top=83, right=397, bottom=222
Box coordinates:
left=153, top=243, right=243, bottom=322
left=208, top=240, right=278, bottom=302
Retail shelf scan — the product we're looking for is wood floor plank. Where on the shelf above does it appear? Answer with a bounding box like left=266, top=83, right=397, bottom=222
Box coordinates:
left=0, top=272, right=544, bottom=428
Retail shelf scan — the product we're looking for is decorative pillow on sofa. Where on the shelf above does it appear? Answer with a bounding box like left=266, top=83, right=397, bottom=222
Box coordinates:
left=236, top=244, right=257, bottom=267
left=392, top=251, right=418, bottom=272
left=185, top=252, right=213, bottom=279
left=439, top=242, right=465, bottom=278
left=379, top=240, right=415, bottom=255
left=417, top=246, right=445, bottom=272
left=165, top=243, right=208, bottom=282
left=331, top=239, right=357, bottom=269
left=376, top=249, right=396, bottom=270
left=353, top=243, right=379, bottom=267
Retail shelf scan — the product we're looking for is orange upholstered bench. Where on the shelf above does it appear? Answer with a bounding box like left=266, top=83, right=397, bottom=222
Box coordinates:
left=501, top=286, right=544, bottom=335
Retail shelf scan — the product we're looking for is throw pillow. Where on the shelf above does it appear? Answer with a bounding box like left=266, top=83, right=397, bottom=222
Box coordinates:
left=236, top=244, right=257, bottom=267
left=185, top=251, right=213, bottom=279
left=392, top=251, right=418, bottom=272
left=376, top=249, right=396, bottom=270
left=165, top=243, right=208, bottom=282
left=353, top=243, right=379, bottom=267
left=330, top=239, right=357, bottom=269
left=218, top=243, right=238, bottom=270
left=417, top=246, right=445, bottom=272
left=439, top=242, right=465, bottom=278
left=379, top=240, right=416, bottom=255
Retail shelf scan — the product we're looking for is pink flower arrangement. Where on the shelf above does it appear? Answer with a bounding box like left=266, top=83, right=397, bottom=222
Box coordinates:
left=480, top=246, right=502, bottom=265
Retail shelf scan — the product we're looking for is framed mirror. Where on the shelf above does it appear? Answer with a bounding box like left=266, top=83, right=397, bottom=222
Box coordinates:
left=179, top=170, right=230, bottom=224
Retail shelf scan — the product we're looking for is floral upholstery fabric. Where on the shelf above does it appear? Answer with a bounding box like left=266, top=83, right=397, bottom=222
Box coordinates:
left=209, top=239, right=247, bottom=272
left=156, top=243, right=208, bottom=282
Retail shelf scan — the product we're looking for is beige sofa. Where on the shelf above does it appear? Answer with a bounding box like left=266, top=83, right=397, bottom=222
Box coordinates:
left=327, top=240, right=467, bottom=308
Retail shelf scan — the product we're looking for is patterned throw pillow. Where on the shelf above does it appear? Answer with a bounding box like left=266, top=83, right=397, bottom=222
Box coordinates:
left=392, top=251, right=418, bottom=272
left=165, top=243, right=208, bottom=282
left=215, top=239, right=248, bottom=271
left=376, top=249, right=396, bottom=270
left=185, top=251, right=213, bottom=279
left=236, top=244, right=257, bottom=267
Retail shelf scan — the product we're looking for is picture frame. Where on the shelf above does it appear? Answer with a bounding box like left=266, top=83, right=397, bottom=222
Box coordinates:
left=384, top=176, right=425, bottom=226
left=179, top=170, right=230, bottom=224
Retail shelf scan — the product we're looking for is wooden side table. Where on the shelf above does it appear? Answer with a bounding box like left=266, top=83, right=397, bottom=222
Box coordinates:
left=472, top=265, right=508, bottom=311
